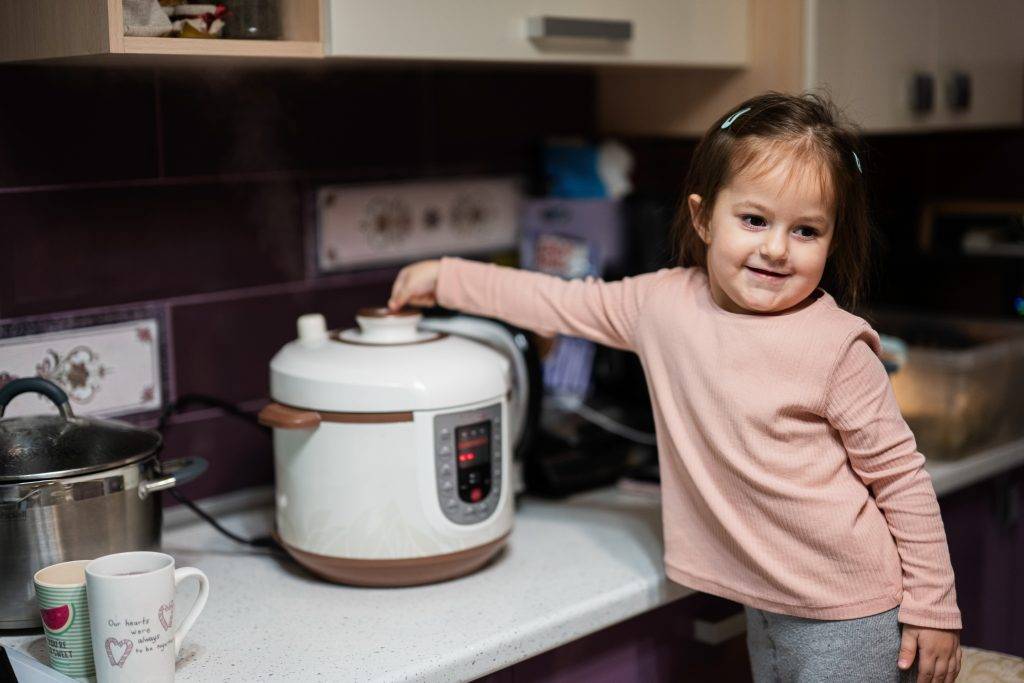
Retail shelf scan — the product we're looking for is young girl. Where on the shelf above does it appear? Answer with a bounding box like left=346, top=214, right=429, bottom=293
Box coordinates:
left=388, top=92, right=962, bottom=682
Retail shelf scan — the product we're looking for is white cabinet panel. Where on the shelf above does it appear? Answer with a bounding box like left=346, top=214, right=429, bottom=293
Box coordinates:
left=933, top=0, right=1024, bottom=128
left=806, top=0, right=937, bottom=132
left=325, top=0, right=748, bottom=67
left=806, top=0, right=1024, bottom=131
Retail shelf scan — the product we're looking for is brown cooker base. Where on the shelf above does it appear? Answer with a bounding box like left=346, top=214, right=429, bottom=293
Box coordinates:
left=275, top=532, right=510, bottom=587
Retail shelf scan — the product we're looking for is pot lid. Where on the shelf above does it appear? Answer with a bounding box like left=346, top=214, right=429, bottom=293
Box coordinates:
left=269, top=309, right=510, bottom=412
left=0, top=378, right=161, bottom=483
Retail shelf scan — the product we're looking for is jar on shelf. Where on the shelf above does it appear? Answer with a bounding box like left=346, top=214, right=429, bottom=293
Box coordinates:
left=224, top=0, right=281, bottom=40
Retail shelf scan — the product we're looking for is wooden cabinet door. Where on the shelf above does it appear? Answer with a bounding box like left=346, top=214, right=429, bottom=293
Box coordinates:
left=806, top=0, right=938, bottom=132
left=325, top=0, right=747, bottom=66
left=931, top=0, right=1024, bottom=129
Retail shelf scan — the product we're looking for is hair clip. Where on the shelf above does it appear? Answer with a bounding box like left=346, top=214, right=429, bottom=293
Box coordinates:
left=720, top=107, right=751, bottom=129
left=852, top=151, right=862, bottom=173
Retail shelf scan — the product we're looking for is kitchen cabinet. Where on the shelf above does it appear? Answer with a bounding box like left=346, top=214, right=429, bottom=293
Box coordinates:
left=808, top=0, right=1024, bottom=131
left=324, top=0, right=748, bottom=67
left=0, top=0, right=323, bottom=62
left=939, top=465, right=1023, bottom=656
left=0, top=0, right=746, bottom=67
left=599, top=0, right=1024, bottom=135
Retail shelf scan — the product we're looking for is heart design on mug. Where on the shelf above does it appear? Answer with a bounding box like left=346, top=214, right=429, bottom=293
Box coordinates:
left=105, top=637, right=133, bottom=668
left=158, top=601, right=174, bottom=631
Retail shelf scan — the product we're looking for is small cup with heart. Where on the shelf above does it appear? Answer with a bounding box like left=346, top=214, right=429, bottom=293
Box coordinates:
left=85, top=552, right=209, bottom=683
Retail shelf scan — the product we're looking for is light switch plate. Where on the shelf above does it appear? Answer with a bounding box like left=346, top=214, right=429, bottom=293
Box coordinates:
left=315, top=177, right=520, bottom=272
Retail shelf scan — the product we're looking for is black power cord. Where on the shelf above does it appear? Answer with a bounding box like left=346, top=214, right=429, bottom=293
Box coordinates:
left=157, top=394, right=284, bottom=554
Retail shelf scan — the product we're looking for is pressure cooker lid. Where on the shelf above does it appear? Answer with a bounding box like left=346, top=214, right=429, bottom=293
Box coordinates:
left=0, top=378, right=161, bottom=482
left=268, top=309, right=511, bottom=412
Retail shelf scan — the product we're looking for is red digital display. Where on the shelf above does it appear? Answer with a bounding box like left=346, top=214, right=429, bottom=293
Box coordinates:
left=454, top=421, right=491, bottom=470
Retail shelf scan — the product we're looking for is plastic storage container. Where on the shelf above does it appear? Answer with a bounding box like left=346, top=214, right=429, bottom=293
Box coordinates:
left=869, top=310, right=1024, bottom=461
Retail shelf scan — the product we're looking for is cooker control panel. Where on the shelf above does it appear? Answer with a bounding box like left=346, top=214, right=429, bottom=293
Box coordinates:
left=433, top=403, right=502, bottom=525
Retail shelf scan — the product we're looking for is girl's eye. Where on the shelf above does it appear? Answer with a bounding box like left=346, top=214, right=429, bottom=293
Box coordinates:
left=741, top=214, right=767, bottom=228
left=794, top=226, right=819, bottom=239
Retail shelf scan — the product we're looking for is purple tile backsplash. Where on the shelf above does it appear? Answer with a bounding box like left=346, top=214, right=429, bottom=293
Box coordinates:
left=158, top=409, right=274, bottom=504
left=159, top=67, right=428, bottom=177
left=10, top=57, right=1016, bottom=508
left=0, top=66, right=158, bottom=188
left=0, top=181, right=306, bottom=317
left=171, top=275, right=394, bottom=405
left=0, top=61, right=596, bottom=504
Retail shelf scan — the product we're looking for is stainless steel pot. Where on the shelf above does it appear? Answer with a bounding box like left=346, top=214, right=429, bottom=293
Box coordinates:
left=0, top=378, right=207, bottom=629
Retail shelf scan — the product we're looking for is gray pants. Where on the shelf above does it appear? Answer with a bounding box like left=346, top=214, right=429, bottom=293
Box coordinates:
left=744, top=604, right=919, bottom=682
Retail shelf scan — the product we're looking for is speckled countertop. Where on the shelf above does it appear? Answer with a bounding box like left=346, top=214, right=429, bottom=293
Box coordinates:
left=2, top=486, right=692, bottom=682
left=3, top=437, right=1022, bottom=682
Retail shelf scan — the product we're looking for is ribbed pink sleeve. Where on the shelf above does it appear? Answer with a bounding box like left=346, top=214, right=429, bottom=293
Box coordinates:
left=823, top=325, right=962, bottom=630
left=436, top=256, right=656, bottom=352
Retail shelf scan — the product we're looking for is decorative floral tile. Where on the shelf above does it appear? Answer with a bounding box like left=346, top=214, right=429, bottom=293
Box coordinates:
left=0, top=310, right=167, bottom=419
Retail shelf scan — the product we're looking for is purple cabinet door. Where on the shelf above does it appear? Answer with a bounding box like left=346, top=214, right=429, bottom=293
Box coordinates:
left=939, top=465, right=1022, bottom=656
left=473, top=595, right=753, bottom=682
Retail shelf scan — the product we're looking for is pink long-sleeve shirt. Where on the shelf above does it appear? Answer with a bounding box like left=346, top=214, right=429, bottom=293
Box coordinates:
left=437, top=256, right=961, bottom=630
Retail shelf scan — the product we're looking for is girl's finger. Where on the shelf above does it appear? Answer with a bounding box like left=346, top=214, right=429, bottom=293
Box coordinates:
left=917, top=652, right=937, bottom=683
left=898, top=629, right=918, bottom=671
left=389, top=270, right=409, bottom=310
left=949, top=647, right=963, bottom=682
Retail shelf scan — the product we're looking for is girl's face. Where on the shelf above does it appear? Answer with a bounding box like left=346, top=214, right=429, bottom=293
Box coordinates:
left=688, top=156, right=835, bottom=315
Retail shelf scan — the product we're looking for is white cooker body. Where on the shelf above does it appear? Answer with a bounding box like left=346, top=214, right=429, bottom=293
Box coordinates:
left=273, top=395, right=513, bottom=560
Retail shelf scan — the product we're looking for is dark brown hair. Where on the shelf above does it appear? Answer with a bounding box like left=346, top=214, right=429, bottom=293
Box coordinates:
left=672, top=91, right=875, bottom=310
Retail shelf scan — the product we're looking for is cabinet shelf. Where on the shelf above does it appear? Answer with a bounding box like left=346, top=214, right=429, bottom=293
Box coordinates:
left=0, top=0, right=322, bottom=62
left=121, top=37, right=322, bottom=59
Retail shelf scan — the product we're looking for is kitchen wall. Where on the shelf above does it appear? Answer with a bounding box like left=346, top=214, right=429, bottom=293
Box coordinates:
left=2, top=61, right=1021, bottom=505
left=0, top=62, right=596, bottom=502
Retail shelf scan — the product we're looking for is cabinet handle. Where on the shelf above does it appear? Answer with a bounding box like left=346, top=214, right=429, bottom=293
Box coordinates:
left=526, top=16, right=633, bottom=42
left=946, top=71, right=972, bottom=112
left=910, top=73, right=935, bottom=114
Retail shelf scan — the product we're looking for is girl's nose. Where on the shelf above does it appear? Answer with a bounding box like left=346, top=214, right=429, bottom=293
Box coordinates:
left=759, top=228, right=788, bottom=261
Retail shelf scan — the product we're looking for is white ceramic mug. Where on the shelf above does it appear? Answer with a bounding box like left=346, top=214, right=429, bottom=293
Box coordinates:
left=85, top=552, right=209, bottom=683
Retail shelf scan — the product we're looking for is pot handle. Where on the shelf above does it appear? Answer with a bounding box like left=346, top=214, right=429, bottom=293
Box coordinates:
left=0, top=377, right=74, bottom=418
left=138, top=457, right=209, bottom=499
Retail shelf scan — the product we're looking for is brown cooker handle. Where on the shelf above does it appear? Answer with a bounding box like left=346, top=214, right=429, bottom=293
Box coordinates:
left=258, top=403, right=322, bottom=430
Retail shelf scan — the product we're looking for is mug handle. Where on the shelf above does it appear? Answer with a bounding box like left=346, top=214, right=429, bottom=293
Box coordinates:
left=173, top=567, right=210, bottom=656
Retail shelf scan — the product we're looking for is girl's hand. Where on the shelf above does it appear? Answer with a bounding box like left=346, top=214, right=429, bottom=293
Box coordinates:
left=388, top=259, right=441, bottom=311
left=898, top=625, right=962, bottom=682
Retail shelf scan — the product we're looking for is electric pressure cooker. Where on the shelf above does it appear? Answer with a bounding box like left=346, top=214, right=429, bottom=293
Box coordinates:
left=258, top=308, right=537, bottom=586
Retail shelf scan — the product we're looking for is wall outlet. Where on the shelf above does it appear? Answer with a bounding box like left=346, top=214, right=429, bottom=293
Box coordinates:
left=316, top=177, right=521, bottom=272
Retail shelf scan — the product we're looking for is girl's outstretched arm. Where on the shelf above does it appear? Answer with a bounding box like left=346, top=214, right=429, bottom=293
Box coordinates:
left=392, top=256, right=667, bottom=353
